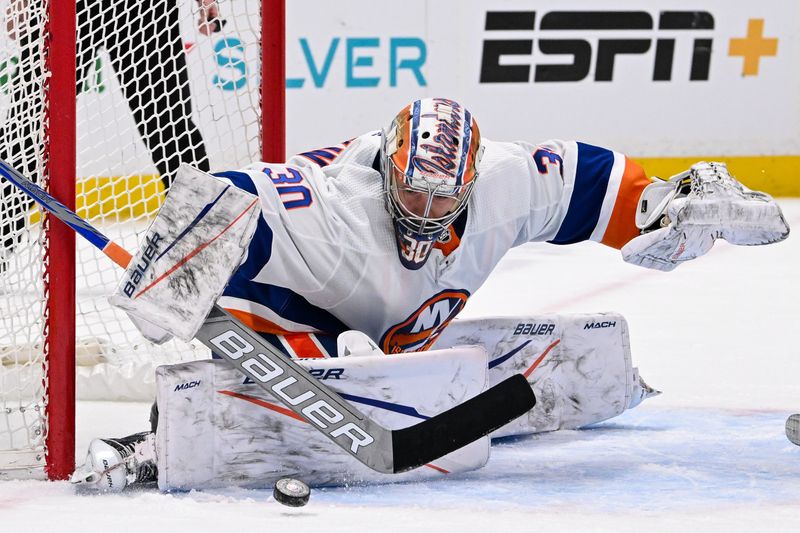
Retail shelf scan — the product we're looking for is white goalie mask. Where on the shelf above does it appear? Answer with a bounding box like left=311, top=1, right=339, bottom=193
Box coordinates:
left=381, top=98, right=484, bottom=270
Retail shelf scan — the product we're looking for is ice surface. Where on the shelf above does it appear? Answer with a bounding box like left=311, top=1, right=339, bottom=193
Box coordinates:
left=2, top=200, right=799, bottom=533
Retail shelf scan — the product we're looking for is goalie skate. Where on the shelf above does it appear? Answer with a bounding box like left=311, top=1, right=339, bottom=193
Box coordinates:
left=786, top=414, right=800, bottom=447
left=70, top=432, right=157, bottom=492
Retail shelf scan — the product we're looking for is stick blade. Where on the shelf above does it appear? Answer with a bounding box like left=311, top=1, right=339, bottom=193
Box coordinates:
left=391, top=373, right=536, bottom=473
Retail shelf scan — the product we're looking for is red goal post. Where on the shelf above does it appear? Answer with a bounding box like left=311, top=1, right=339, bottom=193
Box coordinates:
left=0, top=0, right=284, bottom=480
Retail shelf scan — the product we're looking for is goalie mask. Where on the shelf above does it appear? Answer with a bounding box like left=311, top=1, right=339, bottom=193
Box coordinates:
left=381, top=98, right=484, bottom=270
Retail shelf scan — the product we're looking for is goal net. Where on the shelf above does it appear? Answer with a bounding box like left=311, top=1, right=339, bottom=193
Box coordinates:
left=0, top=0, right=282, bottom=479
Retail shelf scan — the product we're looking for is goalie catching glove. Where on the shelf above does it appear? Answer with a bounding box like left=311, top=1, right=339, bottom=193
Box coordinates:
left=622, top=162, right=790, bottom=272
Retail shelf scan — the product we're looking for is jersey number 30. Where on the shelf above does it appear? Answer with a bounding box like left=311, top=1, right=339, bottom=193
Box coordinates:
left=263, top=167, right=313, bottom=210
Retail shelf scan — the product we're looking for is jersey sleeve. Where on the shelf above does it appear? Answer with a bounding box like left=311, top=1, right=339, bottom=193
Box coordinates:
left=211, top=163, right=353, bottom=336
left=520, top=139, right=651, bottom=249
left=285, top=139, right=354, bottom=170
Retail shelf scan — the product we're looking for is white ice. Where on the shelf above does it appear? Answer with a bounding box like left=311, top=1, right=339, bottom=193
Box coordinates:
left=2, top=200, right=799, bottom=533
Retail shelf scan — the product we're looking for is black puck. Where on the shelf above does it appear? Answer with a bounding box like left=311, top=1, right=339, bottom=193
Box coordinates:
left=273, top=478, right=311, bottom=507
left=787, top=414, right=800, bottom=446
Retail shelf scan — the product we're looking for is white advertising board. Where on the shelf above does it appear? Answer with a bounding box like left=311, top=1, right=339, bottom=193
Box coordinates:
left=2, top=1, right=796, bottom=185
left=284, top=0, right=798, bottom=158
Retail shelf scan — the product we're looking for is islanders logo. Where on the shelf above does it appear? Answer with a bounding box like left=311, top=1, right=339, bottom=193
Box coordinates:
left=380, top=289, right=470, bottom=354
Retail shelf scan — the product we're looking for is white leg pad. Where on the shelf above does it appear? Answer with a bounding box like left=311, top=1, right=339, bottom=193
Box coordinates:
left=434, top=313, right=658, bottom=438
left=155, top=346, right=490, bottom=490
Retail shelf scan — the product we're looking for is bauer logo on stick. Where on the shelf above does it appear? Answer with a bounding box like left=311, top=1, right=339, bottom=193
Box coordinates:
left=210, top=329, right=376, bottom=453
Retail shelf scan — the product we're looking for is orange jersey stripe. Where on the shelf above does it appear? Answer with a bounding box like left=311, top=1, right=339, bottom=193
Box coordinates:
left=225, top=307, right=293, bottom=335
left=284, top=333, right=326, bottom=359
left=601, top=158, right=651, bottom=250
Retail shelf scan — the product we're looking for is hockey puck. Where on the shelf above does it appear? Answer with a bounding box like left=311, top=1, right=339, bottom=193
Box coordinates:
left=273, top=478, right=311, bottom=507
left=786, top=414, right=800, bottom=446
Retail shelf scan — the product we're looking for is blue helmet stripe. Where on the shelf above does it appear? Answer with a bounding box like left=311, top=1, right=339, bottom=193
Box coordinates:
left=406, top=100, right=422, bottom=180
left=455, top=109, right=472, bottom=187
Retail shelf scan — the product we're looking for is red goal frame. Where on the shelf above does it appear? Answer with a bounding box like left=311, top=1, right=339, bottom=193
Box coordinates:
left=41, top=0, right=285, bottom=480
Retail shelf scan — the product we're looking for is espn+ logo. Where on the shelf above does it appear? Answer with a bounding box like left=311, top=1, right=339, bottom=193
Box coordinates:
left=480, top=10, right=714, bottom=83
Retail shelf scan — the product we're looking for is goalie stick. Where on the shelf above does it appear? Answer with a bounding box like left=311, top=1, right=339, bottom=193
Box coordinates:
left=0, top=159, right=536, bottom=474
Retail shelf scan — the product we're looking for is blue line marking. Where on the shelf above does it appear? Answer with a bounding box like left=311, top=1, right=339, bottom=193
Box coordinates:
left=488, top=341, right=532, bottom=369
left=339, top=392, right=430, bottom=420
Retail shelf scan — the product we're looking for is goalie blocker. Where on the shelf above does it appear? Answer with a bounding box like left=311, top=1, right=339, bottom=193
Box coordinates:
left=73, top=312, right=656, bottom=491
left=109, top=164, right=262, bottom=343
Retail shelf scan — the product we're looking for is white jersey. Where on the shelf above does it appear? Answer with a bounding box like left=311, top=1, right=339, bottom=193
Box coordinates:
left=215, top=132, right=649, bottom=353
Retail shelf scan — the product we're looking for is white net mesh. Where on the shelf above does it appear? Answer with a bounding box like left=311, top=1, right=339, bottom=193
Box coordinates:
left=0, top=0, right=264, bottom=478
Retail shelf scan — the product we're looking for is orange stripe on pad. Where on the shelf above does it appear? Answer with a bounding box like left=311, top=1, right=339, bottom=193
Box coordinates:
left=134, top=198, right=259, bottom=298
left=601, top=158, right=651, bottom=250
left=424, top=463, right=450, bottom=474
left=523, top=339, right=560, bottom=378
left=218, top=390, right=307, bottom=423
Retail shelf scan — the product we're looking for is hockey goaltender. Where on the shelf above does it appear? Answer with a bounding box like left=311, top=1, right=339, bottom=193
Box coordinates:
left=69, top=97, right=789, bottom=492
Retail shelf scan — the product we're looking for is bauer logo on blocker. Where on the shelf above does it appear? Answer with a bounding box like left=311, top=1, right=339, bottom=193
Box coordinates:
left=123, top=233, right=163, bottom=297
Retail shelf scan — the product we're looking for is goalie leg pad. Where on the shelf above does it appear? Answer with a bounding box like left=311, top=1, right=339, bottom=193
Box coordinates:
left=155, top=346, right=491, bottom=491
left=433, top=313, right=658, bottom=438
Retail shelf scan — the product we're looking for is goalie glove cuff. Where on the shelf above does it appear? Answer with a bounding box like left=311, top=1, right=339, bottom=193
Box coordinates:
left=635, top=171, right=692, bottom=233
